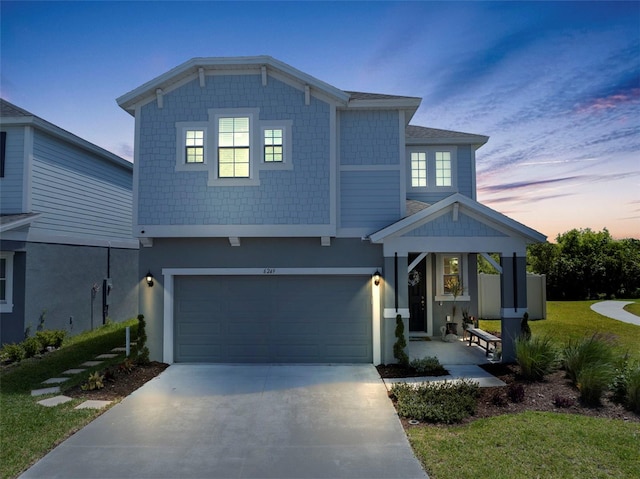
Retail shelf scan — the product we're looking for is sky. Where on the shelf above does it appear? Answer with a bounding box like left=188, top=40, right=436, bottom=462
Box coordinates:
left=1, top=1, right=639, bottom=241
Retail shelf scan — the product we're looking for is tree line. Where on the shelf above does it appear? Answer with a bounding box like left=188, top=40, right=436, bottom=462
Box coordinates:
left=527, top=228, right=640, bottom=300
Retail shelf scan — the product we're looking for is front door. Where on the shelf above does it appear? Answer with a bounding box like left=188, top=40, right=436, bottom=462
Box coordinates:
left=408, top=256, right=426, bottom=331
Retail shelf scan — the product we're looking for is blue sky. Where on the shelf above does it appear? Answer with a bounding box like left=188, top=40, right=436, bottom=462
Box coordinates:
left=1, top=1, right=638, bottom=240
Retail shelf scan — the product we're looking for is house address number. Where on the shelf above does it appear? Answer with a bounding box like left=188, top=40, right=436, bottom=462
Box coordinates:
left=263, top=268, right=276, bottom=274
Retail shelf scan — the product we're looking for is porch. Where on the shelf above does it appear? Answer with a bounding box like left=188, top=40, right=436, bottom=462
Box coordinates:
left=408, top=334, right=492, bottom=365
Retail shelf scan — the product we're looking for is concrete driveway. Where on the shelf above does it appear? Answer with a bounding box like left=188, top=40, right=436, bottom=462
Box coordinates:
left=20, top=364, right=427, bottom=479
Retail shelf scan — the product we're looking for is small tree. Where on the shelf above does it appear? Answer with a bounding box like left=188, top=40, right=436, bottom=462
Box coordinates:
left=393, top=314, right=409, bottom=366
left=136, top=314, right=150, bottom=365
left=445, top=277, right=463, bottom=320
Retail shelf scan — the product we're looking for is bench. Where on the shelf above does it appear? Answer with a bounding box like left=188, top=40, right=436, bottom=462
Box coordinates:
left=467, top=328, right=501, bottom=356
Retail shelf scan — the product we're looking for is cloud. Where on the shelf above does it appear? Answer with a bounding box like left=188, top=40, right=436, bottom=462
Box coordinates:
left=479, top=176, right=580, bottom=194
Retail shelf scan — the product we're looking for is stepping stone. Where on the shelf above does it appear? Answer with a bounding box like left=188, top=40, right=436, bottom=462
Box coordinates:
left=111, top=347, right=126, bottom=352
left=38, top=395, right=73, bottom=407
left=42, top=377, right=69, bottom=385
left=62, top=368, right=86, bottom=375
left=95, top=353, right=118, bottom=359
left=31, top=386, right=60, bottom=396
left=75, top=400, right=112, bottom=410
left=81, top=361, right=102, bottom=367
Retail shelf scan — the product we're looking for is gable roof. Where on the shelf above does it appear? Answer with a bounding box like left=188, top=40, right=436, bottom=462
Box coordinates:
left=406, top=125, right=489, bottom=147
left=370, top=193, right=546, bottom=244
left=0, top=98, right=132, bottom=171
left=117, top=56, right=352, bottom=114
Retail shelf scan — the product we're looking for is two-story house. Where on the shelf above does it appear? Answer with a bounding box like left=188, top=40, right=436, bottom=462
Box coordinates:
left=0, top=99, right=138, bottom=344
left=117, top=56, right=545, bottom=365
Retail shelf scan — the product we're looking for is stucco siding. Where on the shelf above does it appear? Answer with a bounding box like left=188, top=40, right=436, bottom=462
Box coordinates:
left=0, top=125, right=25, bottom=214
left=30, top=130, right=133, bottom=241
left=339, top=110, right=400, bottom=165
left=340, top=170, right=402, bottom=230
left=405, top=212, right=509, bottom=237
left=137, top=75, right=331, bottom=226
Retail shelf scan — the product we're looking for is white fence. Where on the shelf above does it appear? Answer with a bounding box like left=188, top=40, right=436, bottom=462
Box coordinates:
left=477, top=273, right=547, bottom=320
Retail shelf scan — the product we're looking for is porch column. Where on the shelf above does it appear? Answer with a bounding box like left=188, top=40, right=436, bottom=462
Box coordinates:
left=382, top=254, right=409, bottom=364
left=499, top=253, right=528, bottom=362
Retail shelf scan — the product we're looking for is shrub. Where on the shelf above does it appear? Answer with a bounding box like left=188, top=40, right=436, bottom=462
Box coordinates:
left=0, top=343, right=26, bottom=363
left=610, top=356, right=631, bottom=403
left=391, top=379, right=479, bottom=424
left=553, top=395, right=575, bottom=408
left=22, top=336, right=43, bottom=358
left=393, top=314, right=409, bottom=367
left=507, top=383, right=525, bottom=403
left=81, top=371, right=105, bottom=391
left=409, top=356, right=447, bottom=376
left=519, top=312, right=531, bottom=341
left=135, top=314, right=150, bottom=365
left=491, top=390, right=508, bottom=406
left=35, top=330, right=66, bottom=349
left=562, top=334, right=614, bottom=385
left=577, top=363, right=614, bottom=406
left=516, top=335, right=558, bottom=380
left=625, top=364, right=640, bottom=413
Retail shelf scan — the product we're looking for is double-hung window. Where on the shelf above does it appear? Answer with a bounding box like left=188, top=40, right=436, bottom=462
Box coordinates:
left=185, top=130, right=204, bottom=163
left=435, top=151, right=452, bottom=187
left=411, top=152, right=427, bottom=187
left=176, top=122, right=208, bottom=171
left=435, top=253, right=469, bottom=302
left=264, top=128, right=283, bottom=163
left=218, top=117, right=250, bottom=178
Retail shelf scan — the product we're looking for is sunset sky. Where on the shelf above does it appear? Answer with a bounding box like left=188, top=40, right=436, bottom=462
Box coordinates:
left=2, top=1, right=638, bottom=241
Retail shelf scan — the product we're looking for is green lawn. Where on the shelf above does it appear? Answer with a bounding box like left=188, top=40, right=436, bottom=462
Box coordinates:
left=0, top=319, right=137, bottom=479
left=624, top=301, right=640, bottom=317
left=480, top=300, right=640, bottom=360
left=409, top=301, right=640, bottom=479
left=408, top=412, right=640, bottom=479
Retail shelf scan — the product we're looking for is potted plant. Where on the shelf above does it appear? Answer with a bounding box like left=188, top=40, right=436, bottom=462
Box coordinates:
left=445, top=277, right=463, bottom=320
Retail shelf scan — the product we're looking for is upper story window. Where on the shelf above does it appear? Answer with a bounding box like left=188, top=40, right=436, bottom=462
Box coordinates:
left=0, top=252, right=14, bottom=313
left=407, top=147, right=456, bottom=191
left=218, top=117, right=250, bottom=178
left=435, top=151, right=451, bottom=186
left=185, top=130, right=205, bottom=163
left=264, top=128, right=283, bottom=162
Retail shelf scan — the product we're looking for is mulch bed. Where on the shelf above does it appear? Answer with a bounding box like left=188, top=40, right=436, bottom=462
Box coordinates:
left=64, top=361, right=169, bottom=401
left=376, top=363, right=448, bottom=378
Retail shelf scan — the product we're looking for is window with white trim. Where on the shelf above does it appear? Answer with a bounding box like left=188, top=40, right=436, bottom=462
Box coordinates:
left=411, top=152, right=426, bottom=187
left=0, top=252, right=14, bottom=313
left=185, top=130, right=204, bottom=163
left=218, top=117, right=250, bottom=178
left=435, top=253, right=469, bottom=301
left=175, top=122, right=208, bottom=171
left=264, top=128, right=283, bottom=162
left=435, top=151, right=452, bottom=187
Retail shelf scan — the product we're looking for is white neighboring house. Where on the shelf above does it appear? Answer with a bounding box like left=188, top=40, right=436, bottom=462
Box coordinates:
left=0, top=99, right=138, bottom=344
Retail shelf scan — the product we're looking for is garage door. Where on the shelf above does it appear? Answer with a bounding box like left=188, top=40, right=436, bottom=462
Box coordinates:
left=174, top=275, right=372, bottom=363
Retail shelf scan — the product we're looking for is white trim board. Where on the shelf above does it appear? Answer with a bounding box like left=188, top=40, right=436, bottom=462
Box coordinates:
left=161, top=266, right=383, bottom=365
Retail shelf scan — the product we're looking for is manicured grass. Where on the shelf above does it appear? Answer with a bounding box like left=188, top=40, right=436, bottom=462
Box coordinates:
left=624, top=301, right=640, bottom=317
left=0, top=319, right=137, bottom=479
left=479, top=301, right=640, bottom=360
left=408, top=411, right=640, bottom=479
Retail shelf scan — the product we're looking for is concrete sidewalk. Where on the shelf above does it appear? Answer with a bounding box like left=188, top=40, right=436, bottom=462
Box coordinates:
left=591, top=300, right=640, bottom=327
left=20, top=364, right=427, bottom=479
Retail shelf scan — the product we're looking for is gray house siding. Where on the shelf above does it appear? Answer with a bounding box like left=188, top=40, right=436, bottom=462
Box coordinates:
left=30, top=130, right=133, bottom=241
left=0, top=125, right=25, bottom=214
left=340, top=170, right=402, bottom=230
left=0, top=244, right=26, bottom=344
left=456, top=145, right=474, bottom=198
left=139, top=237, right=383, bottom=363
left=23, top=243, right=138, bottom=336
left=137, top=75, right=331, bottom=227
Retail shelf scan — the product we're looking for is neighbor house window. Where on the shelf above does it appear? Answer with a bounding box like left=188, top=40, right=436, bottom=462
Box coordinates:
left=0, top=252, right=14, bottom=313
left=411, top=152, right=427, bottom=187
left=185, top=130, right=204, bottom=163
left=218, top=117, right=250, bottom=178
left=264, top=128, right=283, bottom=162
left=435, top=151, right=452, bottom=187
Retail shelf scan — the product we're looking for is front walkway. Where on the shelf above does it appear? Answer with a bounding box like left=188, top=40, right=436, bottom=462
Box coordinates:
left=590, top=300, right=640, bottom=327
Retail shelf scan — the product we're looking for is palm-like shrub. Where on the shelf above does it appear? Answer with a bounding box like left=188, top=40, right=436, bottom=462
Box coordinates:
left=577, top=363, right=615, bottom=406
left=516, top=335, right=558, bottom=380
left=626, top=365, right=640, bottom=413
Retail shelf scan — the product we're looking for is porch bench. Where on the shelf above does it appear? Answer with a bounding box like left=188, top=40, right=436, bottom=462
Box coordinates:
left=467, top=328, right=501, bottom=357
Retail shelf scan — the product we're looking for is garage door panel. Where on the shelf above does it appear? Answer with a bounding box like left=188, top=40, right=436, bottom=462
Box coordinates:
left=174, top=275, right=371, bottom=363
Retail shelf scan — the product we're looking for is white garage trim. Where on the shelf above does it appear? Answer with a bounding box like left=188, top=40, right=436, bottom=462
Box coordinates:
left=162, top=267, right=382, bottom=365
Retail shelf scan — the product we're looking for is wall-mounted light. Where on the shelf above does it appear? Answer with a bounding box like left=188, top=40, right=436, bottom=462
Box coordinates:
left=145, top=270, right=154, bottom=287
left=373, top=270, right=381, bottom=286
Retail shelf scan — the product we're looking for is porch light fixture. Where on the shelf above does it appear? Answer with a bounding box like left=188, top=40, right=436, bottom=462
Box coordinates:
left=373, top=270, right=381, bottom=286
left=145, top=270, right=154, bottom=287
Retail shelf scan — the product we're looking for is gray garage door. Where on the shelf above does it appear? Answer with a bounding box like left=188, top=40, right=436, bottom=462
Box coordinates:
left=174, top=275, right=372, bottom=363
